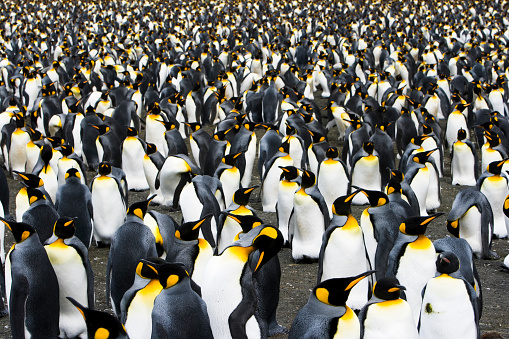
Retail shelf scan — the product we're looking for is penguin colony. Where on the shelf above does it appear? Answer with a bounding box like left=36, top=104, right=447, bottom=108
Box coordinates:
left=0, top=0, right=508, bottom=338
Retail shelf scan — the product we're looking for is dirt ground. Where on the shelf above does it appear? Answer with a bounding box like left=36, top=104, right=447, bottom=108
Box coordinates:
left=1, top=96, right=509, bottom=338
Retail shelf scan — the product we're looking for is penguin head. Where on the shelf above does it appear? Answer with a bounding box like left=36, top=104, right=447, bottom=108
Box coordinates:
left=300, top=169, right=316, bottom=189
left=126, top=127, right=138, bottom=137
left=410, top=135, right=429, bottom=147
left=136, top=258, right=167, bottom=280
left=223, top=152, right=242, bottom=166
left=422, top=124, right=433, bottom=135
left=457, top=128, right=467, bottom=141
left=145, top=143, right=158, bottom=155
left=247, top=226, right=284, bottom=272
left=279, top=139, right=290, bottom=154
left=91, top=124, right=110, bottom=135
left=157, top=262, right=190, bottom=289
left=60, top=144, right=74, bottom=157
left=399, top=213, right=443, bottom=236
left=279, top=166, right=299, bottom=181
left=65, top=168, right=82, bottom=181
left=372, top=277, right=406, bottom=301
left=484, top=130, right=501, bottom=148
left=67, top=297, right=128, bottom=339
left=436, top=251, right=460, bottom=274
left=487, top=160, right=504, bottom=175
left=411, top=149, right=436, bottom=165
left=362, top=141, right=375, bottom=155
left=389, top=169, right=404, bottom=183
left=385, top=178, right=402, bottom=195
left=175, top=214, right=214, bottom=241
left=331, top=191, right=360, bottom=216
left=13, top=171, right=44, bottom=188
left=213, top=128, right=232, bottom=141
left=184, top=122, right=202, bottom=133
left=309, top=130, right=326, bottom=144
left=98, top=162, right=112, bottom=176
left=223, top=213, right=264, bottom=235
left=359, top=189, right=388, bottom=207
left=14, top=113, right=25, bottom=128
left=126, top=195, right=156, bottom=220
left=314, top=271, right=375, bottom=306
left=28, top=127, right=43, bottom=142
left=27, top=187, right=47, bottom=205
left=325, top=147, right=339, bottom=159
left=232, top=186, right=258, bottom=206
left=1, top=218, right=37, bottom=244
left=53, top=217, right=76, bottom=239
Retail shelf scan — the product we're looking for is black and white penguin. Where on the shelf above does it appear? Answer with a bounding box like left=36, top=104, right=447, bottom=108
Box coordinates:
left=316, top=147, right=349, bottom=218
left=451, top=128, right=478, bottom=186
left=22, top=187, right=59, bottom=245
left=359, top=277, right=418, bottom=339
left=288, top=271, right=375, bottom=339
left=143, top=143, right=165, bottom=205
left=276, top=166, right=300, bottom=245
left=121, top=127, right=149, bottom=191
left=44, top=217, right=94, bottom=339
left=350, top=141, right=382, bottom=205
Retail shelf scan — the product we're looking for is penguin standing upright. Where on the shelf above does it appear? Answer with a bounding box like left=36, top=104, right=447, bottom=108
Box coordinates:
left=90, top=162, right=127, bottom=246
left=22, top=187, right=60, bottom=244
left=44, top=217, right=94, bottom=339
left=448, top=188, right=497, bottom=259
left=202, top=226, right=283, bottom=339
left=1, top=218, right=60, bottom=338
left=261, top=140, right=294, bottom=212
left=186, top=122, right=212, bottom=170
left=477, top=160, right=509, bottom=238
left=150, top=262, right=213, bottom=338
left=288, top=271, right=375, bottom=339
left=359, top=190, right=400, bottom=280
left=317, top=191, right=371, bottom=311
left=289, top=169, right=329, bottom=262
left=317, top=147, right=349, bottom=218
left=57, top=144, right=87, bottom=186
left=214, top=152, right=243, bottom=207
left=143, top=143, right=165, bottom=205
left=32, top=145, right=59, bottom=203
left=121, top=127, right=149, bottom=191
left=451, top=128, right=478, bottom=186
left=418, top=252, right=480, bottom=339
left=5, top=114, right=30, bottom=175
left=350, top=141, right=381, bottom=205
left=276, top=166, right=300, bottom=245
left=55, top=168, right=94, bottom=248
left=230, top=121, right=257, bottom=187
left=13, top=171, right=52, bottom=221
left=107, top=197, right=158, bottom=316
left=386, top=214, right=442, bottom=324
left=358, top=277, right=419, bottom=339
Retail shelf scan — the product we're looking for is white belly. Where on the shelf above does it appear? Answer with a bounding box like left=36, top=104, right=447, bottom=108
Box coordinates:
left=451, top=143, right=476, bottom=186
left=122, top=138, right=149, bottom=191
left=363, top=299, right=418, bottom=339
left=318, top=161, right=349, bottom=218
left=277, top=182, right=299, bottom=243
left=480, top=176, right=509, bottom=238
left=125, top=280, right=162, bottom=339
left=91, top=178, right=126, bottom=243
left=459, top=206, right=484, bottom=256
left=143, top=157, right=163, bottom=204
left=291, top=191, right=325, bottom=260
left=351, top=156, right=381, bottom=205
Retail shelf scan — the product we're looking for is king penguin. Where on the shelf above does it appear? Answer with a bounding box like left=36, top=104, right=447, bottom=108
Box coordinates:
left=451, top=128, right=478, bottom=186
left=151, top=262, right=213, bottom=338
left=22, top=187, right=60, bottom=244
left=276, top=166, right=300, bottom=245
left=107, top=197, right=158, bottom=316
left=90, top=161, right=127, bottom=246
left=44, top=217, right=94, bottom=339
left=121, top=127, right=149, bottom=191
left=350, top=141, right=382, bottom=205
left=358, top=277, right=418, bottom=339
left=317, top=146, right=349, bottom=218
left=1, top=218, right=60, bottom=338
left=317, top=191, right=372, bottom=312
left=143, top=143, right=165, bottom=205
left=201, top=225, right=283, bottom=339
left=288, top=271, right=375, bottom=339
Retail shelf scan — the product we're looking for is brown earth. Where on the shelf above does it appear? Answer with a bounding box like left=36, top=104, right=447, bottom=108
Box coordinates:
left=1, top=96, right=509, bottom=338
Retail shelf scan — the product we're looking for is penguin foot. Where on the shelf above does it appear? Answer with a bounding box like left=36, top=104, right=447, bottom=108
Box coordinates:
left=268, top=324, right=289, bottom=336
left=487, top=251, right=500, bottom=260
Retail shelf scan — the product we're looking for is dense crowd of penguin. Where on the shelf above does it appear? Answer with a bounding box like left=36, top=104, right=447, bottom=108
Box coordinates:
left=0, top=0, right=508, bottom=337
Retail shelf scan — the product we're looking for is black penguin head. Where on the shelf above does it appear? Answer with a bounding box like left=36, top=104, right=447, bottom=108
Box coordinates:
left=175, top=214, right=213, bottom=241
left=399, top=213, right=443, bottom=236
left=157, top=262, right=190, bottom=289
left=314, top=271, right=375, bottom=306
left=126, top=195, right=156, bottom=220
left=45, top=136, right=62, bottom=148
left=279, top=166, right=299, bottom=181
left=65, top=168, right=82, bottom=181
left=362, top=141, right=375, bottom=155
left=223, top=152, right=242, bottom=167
left=487, top=160, right=504, bottom=175
left=325, top=147, right=339, bottom=159
left=285, top=123, right=297, bottom=136
left=13, top=171, right=44, bottom=187
left=14, top=113, right=25, bottom=128
left=422, top=124, right=433, bottom=135
left=232, top=186, right=258, bottom=206
left=39, top=145, right=53, bottom=163
left=53, top=217, right=76, bottom=239
left=360, top=189, right=388, bottom=207
left=411, top=135, right=429, bottom=147
left=331, top=191, right=360, bottom=216
left=90, top=124, right=110, bottom=135
left=145, top=143, right=158, bottom=155
left=309, top=130, right=326, bottom=144
left=457, top=128, right=467, bottom=141
left=389, top=169, right=404, bottom=183
left=126, top=127, right=138, bottom=137
left=455, top=102, right=470, bottom=112
left=248, top=226, right=284, bottom=272
left=213, top=128, right=232, bottom=141
left=279, top=139, right=290, bottom=154
left=98, top=162, right=112, bottom=176
left=60, top=144, right=74, bottom=157
left=372, top=277, right=406, bottom=301
left=27, top=187, right=46, bottom=205
left=67, top=297, right=128, bottom=339
left=223, top=213, right=264, bottom=235
left=135, top=258, right=167, bottom=280
left=411, top=149, right=436, bottom=165
left=1, top=218, right=37, bottom=244
left=436, top=252, right=460, bottom=274
left=484, top=131, right=501, bottom=148
left=28, top=127, right=43, bottom=142
left=300, top=169, right=316, bottom=189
